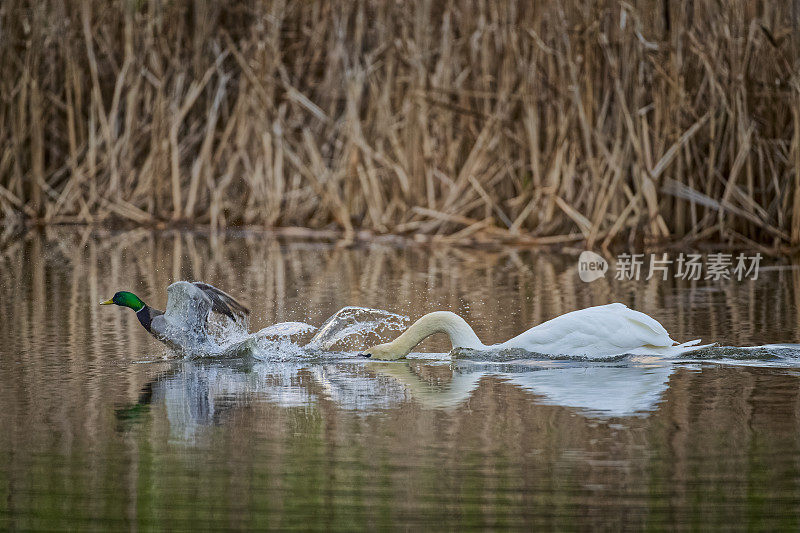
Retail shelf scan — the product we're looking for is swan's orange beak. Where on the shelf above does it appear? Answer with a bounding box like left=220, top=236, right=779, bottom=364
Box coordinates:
left=100, top=299, right=114, bottom=305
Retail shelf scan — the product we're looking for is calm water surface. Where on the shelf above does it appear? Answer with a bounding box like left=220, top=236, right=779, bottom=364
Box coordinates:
left=2, top=229, right=800, bottom=530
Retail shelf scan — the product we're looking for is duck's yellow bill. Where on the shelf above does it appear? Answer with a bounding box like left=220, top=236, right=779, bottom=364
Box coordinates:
left=100, top=299, right=114, bottom=305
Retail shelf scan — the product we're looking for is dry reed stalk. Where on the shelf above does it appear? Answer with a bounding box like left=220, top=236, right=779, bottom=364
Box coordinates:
left=0, top=0, right=796, bottom=250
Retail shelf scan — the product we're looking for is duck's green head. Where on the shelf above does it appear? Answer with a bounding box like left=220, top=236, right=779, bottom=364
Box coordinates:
left=100, top=291, right=145, bottom=312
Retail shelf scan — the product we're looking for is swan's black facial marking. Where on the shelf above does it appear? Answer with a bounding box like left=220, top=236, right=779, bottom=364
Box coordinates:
left=358, top=353, right=371, bottom=358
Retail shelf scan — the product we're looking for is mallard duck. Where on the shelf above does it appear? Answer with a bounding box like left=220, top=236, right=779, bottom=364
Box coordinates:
left=101, top=281, right=250, bottom=352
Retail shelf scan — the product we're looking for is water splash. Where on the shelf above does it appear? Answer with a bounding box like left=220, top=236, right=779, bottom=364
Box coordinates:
left=689, top=344, right=800, bottom=359
left=672, top=344, right=800, bottom=367
left=306, top=306, right=409, bottom=351
left=446, top=344, right=800, bottom=366
left=207, top=312, right=250, bottom=343
left=165, top=306, right=408, bottom=360
left=451, top=346, right=630, bottom=363
left=254, top=322, right=317, bottom=338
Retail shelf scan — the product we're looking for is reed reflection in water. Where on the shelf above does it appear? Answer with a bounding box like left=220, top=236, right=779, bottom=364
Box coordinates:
left=1, top=229, right=800, bottom=529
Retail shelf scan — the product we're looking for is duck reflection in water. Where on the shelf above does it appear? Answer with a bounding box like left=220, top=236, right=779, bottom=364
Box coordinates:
left=116, top=357, right=674, bottom=444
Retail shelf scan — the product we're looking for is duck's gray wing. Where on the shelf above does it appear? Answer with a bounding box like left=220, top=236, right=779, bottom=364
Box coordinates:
left=191, top=282, right=250, bottom=322
left=164, top=281, right=213, bottom=332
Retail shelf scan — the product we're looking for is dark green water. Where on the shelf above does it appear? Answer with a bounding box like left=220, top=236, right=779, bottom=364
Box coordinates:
left=2, top=229, right=800, bottom=530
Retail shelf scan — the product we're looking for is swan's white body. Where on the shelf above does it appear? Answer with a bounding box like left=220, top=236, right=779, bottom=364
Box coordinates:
left=363, top=303, right=710, bottom=360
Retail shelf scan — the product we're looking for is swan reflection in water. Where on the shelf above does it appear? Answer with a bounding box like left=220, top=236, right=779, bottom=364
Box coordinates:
left=117, top=357, right=675, bottom=444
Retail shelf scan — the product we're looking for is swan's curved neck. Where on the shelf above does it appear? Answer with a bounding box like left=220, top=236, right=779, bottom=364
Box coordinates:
left=385, top=311, right=485, bottom=357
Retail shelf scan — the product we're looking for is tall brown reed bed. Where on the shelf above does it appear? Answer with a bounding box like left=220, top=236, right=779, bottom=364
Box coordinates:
left=0, top=1, right=797, bottom=248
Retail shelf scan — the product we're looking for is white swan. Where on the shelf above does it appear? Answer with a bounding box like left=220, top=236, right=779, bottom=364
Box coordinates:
left=361, top=303, right=710, bottom=360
